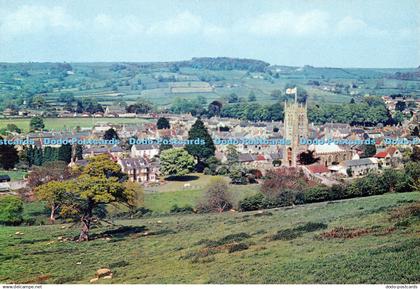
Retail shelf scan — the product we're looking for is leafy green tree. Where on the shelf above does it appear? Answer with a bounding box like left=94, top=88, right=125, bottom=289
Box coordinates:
left=393, top=111, right=405, bottom=124
left=43, top=146, right=54, bottom=163
left=0, top=137, right=19, bottom=170
left=412, top=126, right=419, bottom=137
left=410, top=146, right=420, bottom=162
left=25, top=146, right=35, bottom=167
left=103, top=128, right=119, bottom=140
left=185, top=118, right=215, bottom=163
left=126, top=98, right=153, bottom=114
left=35, top=180, right=71, bottom=222
left=270, top=89, right=283, bottom=100
left=205, top=156, right=220, bottom=175
left=228, top=93, right=239, bottom=103
left=361, top=144, right=376, bottom=158
left=226, top=145, right=239, bottom=165
left=29, top=116, right=45, bottom=131
left=75, top=144, right=83, bottom=161
left=31, top=95, right=46, bottom=109
left=207, top=100, right=222, bottom=117
left=160, top=148, right=195, bottom=177
left=58, top=154, right=134, bottom=241
left=248, top=91, right=256, bottom=102
left=395, top=101, right=406, bottom=112
left=157, top=117, right=170, bottom=129
left=298, top=150, right=320, bottom=165
left=58, top=144, right=72, bottom=164
left=33, top=147, right=43, bottom=166
left=0, top=195, right=23, bottom=225
left=229, top=164, right=248, bottom=184
left=404, top=162, right=420, bottom=191
left=6, top=124, right=21, bottom=134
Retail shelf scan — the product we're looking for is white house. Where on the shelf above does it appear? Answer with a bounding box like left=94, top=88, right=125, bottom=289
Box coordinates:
left=131, top=144, right=160, bottom=159
left=341, top=158, right=379, bottom=176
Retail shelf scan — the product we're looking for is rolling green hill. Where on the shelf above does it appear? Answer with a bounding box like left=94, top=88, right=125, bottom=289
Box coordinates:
left=1, top=59, right=418, bottom=112
left=0, top=191, right=418, bottom=284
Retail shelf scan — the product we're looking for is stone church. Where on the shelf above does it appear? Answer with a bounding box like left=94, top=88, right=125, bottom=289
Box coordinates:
left=283, top=94, right=308, bottom=167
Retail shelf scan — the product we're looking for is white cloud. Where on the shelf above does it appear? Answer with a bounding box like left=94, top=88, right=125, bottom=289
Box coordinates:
left=0, top=5, right=80, bottom=37
left=245, top=10, right=329, bottom=36
left=335, top=16, right=394, bottom=38
left=147, top=11, right=202, bottom=35
left=93, top=14, right=144, bottom=34
left=337, top=16, right=367, bottom=34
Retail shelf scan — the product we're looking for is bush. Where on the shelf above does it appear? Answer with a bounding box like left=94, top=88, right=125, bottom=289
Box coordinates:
left=227, top=242, right=249, bottom=253
left=348, top=173, right=388, bottom=197
left=277, top=190, right=305, bottom=206
left=0, top=195, right=24, bottom=225
left=270, top=222, right=328, bottom=241
left=304, top=186, right=331, bottom=203
left=170, top=204, right=194, bottom=214
left=196, top=177, right=233, bottom=213
left=238, top=193, right=277, bottom=211
left=216, top=166, right=229, bottom=175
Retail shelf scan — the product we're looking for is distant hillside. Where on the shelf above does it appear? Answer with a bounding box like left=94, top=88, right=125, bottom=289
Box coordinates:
left=0, top=57, right=418, bottom=113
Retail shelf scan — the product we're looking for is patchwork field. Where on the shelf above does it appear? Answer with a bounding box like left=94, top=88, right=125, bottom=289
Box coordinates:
left=0, top=191, right=418, bottom=284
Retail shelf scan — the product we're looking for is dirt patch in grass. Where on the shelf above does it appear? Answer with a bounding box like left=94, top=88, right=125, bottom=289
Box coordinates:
left=317, top=226, right=397, bottom=240
left=389, top=202, right=420, bottom=221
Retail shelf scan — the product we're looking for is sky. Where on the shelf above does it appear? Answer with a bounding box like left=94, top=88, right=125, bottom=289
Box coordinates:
left=0, top=0, right=418, bottom=67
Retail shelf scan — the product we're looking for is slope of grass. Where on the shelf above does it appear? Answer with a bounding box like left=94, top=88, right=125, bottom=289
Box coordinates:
left=0, top=191, right=418, bottom=284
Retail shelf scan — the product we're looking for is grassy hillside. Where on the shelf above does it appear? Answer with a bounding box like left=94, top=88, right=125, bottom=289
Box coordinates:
left=0, top=191, right=418, bottom=284
left=1, top=61, right=418, bottom=112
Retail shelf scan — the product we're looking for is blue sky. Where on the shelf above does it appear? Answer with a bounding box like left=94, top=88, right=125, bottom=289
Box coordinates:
left=0, top=0, right=418, bottom=67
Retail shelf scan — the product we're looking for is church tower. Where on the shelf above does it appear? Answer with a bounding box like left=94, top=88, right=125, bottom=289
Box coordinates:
left=283, top=90, right=308, bottom=167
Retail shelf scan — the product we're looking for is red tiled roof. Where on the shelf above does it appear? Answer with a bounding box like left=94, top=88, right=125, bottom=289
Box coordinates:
left=256, top=154, right=266, bottom=161
left=387, top=146, right=397, bottom=155
left=307, top=164, right=329, bottom=174
left=374, top=151, right=388, bottom=158
left=375, top=146, right=398, bottom=158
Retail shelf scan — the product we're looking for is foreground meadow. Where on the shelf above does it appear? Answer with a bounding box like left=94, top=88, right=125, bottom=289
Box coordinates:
left=0, top=191, right=419, bottom=284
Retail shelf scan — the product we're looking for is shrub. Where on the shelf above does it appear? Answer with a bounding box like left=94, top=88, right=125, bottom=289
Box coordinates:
left=329, top=184, right=347, bottom=200
left=261, top=168, right=311, bottom=199
left=304, top=186, right=331, bottom=203
left=203, top=167, right=212, bottom=175
left=238, top=193, right=277, bottom=211
left=277, top=190, right=305, bottom=206
left=216, top=166, right=229, bottom=175
left=228, top=165, right=248, bottom=184
left=170, top=204, right=194, bottom=214
left=227, top=242, right=249, bottom=253
left=270, top=228, right=301, bottom=240
left=270, top=222, right=328, bottom=241
left=0, top=195, right=24, bottom=225
left=296, top=222, right=328, bottom=232
left=196, top=177, right=233, bottom=213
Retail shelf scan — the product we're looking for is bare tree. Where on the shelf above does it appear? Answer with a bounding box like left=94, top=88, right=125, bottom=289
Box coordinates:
left=197, top=177, right=233, bottom=213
